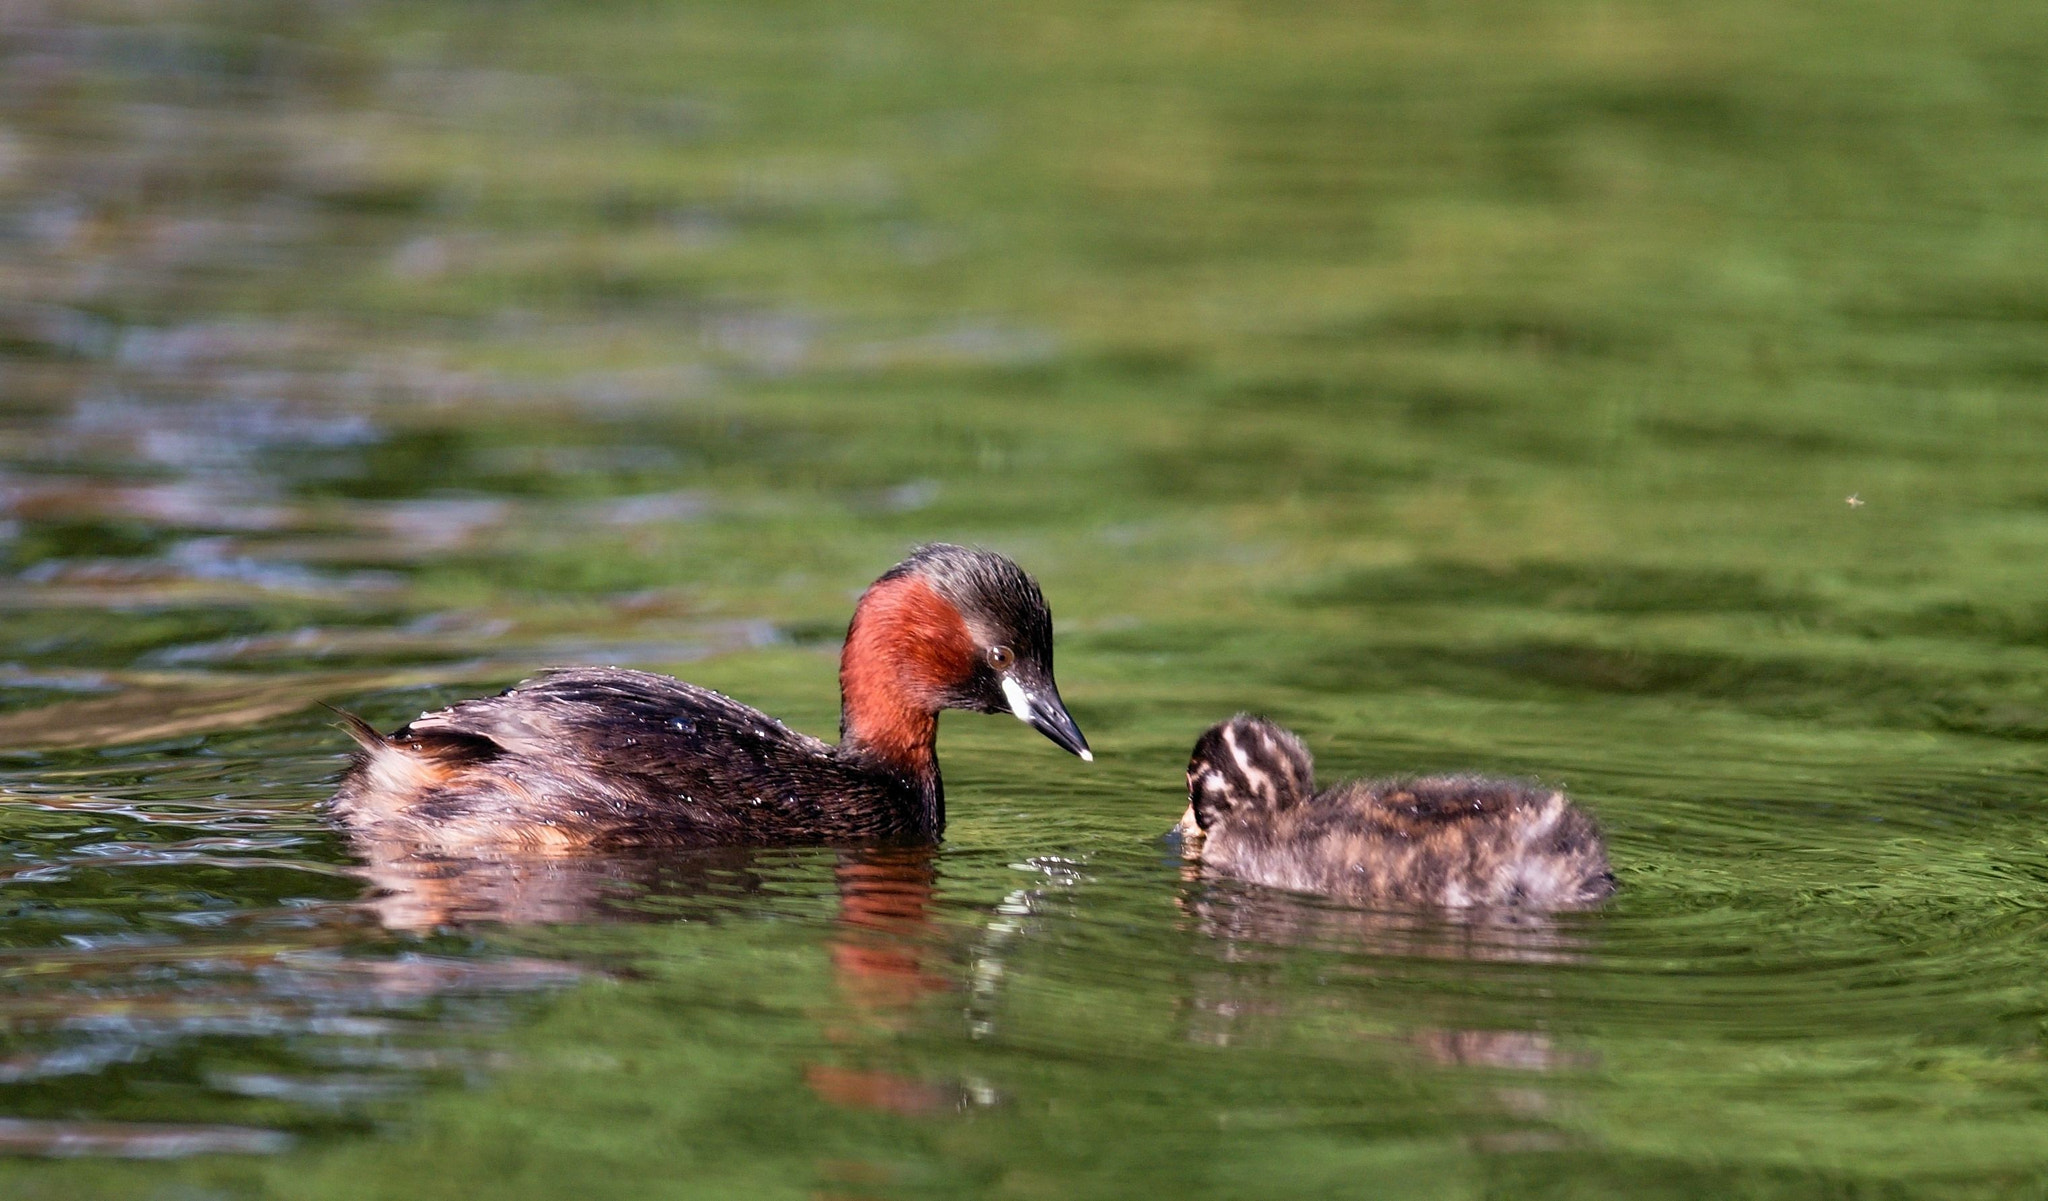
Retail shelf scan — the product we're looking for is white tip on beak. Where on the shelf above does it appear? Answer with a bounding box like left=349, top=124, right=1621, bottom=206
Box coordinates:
left=1000, top=676, right=1032, bottom=723
left=998, top=673, right=1092, bottom=760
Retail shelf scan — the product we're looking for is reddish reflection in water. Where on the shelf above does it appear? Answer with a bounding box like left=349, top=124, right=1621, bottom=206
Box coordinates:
left=823, top=850, right=950, bottom=1025
left=805, top=849, right=957, bottom=1121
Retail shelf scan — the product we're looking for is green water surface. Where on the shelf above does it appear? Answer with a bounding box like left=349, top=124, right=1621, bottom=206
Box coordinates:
left=3, top=1, right=2048, bottom=1196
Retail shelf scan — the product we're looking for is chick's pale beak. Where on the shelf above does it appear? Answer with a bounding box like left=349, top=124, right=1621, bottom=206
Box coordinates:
left=1000, top=677, right=1093, bottom=761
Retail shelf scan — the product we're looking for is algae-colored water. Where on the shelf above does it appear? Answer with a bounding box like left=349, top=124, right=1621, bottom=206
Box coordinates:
left=3, top=1, right=2048, bottom=1196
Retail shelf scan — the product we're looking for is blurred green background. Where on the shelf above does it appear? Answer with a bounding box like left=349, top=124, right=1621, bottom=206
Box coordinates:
left=3, top=0, right=2048, bottom=1197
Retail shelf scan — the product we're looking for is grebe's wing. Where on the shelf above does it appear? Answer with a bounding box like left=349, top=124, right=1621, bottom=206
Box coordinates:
left=399, top=667, right=833, bottom=771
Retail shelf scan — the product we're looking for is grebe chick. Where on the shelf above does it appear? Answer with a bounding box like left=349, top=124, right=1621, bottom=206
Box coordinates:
left=1179, top=716, right=1613, bottom=910
left=332, top=544, right=1090, bottom=849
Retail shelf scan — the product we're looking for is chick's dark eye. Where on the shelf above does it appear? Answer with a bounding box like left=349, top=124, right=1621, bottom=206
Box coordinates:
left=986, top=645, right=1015, bottom=670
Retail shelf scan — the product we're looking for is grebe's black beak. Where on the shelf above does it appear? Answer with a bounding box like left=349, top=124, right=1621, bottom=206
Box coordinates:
left=1000, top=677, right=1092, bottom=761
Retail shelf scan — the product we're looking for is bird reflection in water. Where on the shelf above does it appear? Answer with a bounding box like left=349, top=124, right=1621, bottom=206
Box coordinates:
left=347, top=826, right=791, bottom=931
left=803, top=849, right=970, bottom=1122
left=348, top=823, right=973, bottom=1197
left=1179, top=871, right=1594, bottom=968
left=1175, top=873, right=1597, bottom=1112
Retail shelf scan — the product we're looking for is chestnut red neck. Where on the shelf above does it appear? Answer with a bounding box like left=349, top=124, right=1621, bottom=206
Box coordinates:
left=838, top=573, right=975, bottom=781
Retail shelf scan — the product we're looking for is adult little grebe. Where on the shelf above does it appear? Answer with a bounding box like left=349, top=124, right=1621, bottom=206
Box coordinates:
left=1178, top=716, right=1614, bottom=910
left=331, top=544, right=1090, bottom=849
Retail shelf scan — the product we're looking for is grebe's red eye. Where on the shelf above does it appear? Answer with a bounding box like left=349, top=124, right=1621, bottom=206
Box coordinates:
left=986, top=645, right=1015, bottom=670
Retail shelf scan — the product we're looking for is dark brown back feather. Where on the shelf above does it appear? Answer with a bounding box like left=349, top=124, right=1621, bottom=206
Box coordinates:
left=333, top=668, right=941, bottom=848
